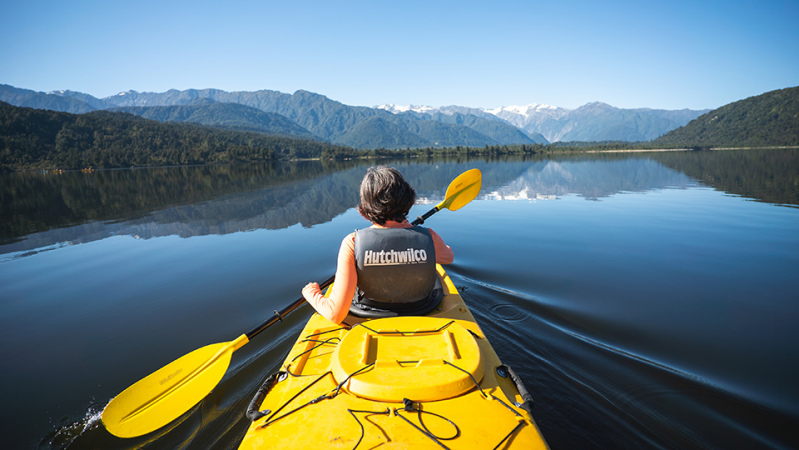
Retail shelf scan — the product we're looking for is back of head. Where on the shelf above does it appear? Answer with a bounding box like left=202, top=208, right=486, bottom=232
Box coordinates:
left=357, top=166, right=417, bottom=225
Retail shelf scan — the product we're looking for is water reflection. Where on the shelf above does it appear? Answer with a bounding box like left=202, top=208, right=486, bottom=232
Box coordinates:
left=650, top=148, right=799, bottom=208
left=2, top=149, right=797, bottom=256
left=482, top=158, right=697, bottom=201
left=4, top=150, right=798, bottom=449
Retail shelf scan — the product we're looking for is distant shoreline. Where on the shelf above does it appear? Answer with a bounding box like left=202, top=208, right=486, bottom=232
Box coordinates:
left=7, top=146, right=798, bottom=173
left=586, top=146, right=799, bottom=154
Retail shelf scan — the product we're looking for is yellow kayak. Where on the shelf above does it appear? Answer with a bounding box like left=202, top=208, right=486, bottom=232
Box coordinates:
left=239, top=265, right=548, bottom=449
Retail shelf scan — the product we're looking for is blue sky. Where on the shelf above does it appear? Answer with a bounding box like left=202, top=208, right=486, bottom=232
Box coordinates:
left=1, top=0, right=797, bottom=110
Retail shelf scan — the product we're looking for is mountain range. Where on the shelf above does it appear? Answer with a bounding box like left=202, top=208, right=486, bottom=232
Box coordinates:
left=379, top=102, right=708, bottom=142
left=109, top=100, right=320, bottom=141
left=0, top=84, right=708, bottom=148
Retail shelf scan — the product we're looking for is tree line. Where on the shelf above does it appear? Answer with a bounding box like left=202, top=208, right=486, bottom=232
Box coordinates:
left=0, top=102, right=350, bottom=170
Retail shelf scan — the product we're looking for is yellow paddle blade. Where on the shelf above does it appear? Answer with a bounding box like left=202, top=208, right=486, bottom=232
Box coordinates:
left=102, top=335, right=248, bottom=438
left=439, top=168, right=482, bottom=211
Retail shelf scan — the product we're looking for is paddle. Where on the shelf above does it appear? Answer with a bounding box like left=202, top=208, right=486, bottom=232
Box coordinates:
left=101, top=168, right=482, bottom=438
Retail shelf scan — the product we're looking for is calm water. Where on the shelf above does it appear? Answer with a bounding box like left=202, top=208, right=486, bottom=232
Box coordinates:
left=1, top=150, right=798, bottom=449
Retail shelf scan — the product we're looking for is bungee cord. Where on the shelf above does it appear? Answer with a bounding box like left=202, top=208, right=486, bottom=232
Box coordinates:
left=248, top=323, right=531, bottom=449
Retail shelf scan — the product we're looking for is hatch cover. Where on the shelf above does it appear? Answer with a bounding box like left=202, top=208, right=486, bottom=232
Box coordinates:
left=331, top=317, right=484, bottom=402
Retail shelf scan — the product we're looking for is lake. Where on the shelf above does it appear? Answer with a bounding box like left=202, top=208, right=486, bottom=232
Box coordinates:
left=1, top=149, right=798, bottom=449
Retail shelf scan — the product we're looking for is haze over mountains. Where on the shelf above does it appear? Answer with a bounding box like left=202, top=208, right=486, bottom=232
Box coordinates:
left=1, top=83, right=710, bottom=148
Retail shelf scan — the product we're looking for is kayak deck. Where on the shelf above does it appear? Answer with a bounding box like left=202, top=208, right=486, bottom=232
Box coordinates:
left=238, top=265, right=548, bottom=449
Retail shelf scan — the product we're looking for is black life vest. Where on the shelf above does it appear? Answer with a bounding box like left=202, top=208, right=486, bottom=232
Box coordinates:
left=350, top=226, right=442, bottom=318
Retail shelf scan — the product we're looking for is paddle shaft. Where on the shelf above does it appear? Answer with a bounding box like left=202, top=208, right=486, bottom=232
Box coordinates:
left=244, top=276, right=331, bottom=339
left=413, top=206, right=440, bottom=226
left=243, top=206, right=441, bottom=341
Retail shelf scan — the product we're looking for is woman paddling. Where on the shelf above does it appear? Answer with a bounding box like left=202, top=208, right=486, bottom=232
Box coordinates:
left=302, top=166, right=454, bottom=324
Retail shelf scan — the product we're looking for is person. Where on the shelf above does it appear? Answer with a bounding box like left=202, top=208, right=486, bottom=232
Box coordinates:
left=302, top=166, right=454, bottom=325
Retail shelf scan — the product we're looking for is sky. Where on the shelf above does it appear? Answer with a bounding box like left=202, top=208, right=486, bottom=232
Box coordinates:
left=1, top=0, right=797, bottom=111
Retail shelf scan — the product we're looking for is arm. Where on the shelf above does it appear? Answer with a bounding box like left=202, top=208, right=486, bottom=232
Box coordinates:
left=301, top=233, right=357, bottom=324
left=429, top=228, right=454, bottom=264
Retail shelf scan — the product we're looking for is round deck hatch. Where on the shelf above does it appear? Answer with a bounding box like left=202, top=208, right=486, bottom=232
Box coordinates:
left=331, top=317, right=484, bottom=402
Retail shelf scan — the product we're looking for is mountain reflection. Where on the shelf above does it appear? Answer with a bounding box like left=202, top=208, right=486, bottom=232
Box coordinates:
left=482, top=158, right=696, bottom=201
left=2, top=150, right=797, bottom=255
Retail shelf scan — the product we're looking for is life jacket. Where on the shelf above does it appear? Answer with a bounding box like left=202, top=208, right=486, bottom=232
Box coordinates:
left=350, top=226, right=442, bottom=318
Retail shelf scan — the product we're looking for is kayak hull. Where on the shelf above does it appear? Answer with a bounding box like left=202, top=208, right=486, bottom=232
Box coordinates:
left=238, top=265, right=548, bottom=449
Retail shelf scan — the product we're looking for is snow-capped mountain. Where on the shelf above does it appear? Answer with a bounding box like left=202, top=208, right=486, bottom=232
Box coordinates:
left=484, top=104, right=570, bottom=130
left=377, top=103, right=567, bottom=126
left=376, top=104, right=439, bottom=115
left=378, top=102, right=572, bottom=139
left=377, top=101, right=708, bottom=143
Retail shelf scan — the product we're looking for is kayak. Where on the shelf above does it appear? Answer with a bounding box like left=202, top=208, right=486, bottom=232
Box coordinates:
left=238, top=264, right=548, bottom=449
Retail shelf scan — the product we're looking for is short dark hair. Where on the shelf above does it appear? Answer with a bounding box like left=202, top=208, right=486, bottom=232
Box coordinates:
left=357, top=166, right=416, bottom=225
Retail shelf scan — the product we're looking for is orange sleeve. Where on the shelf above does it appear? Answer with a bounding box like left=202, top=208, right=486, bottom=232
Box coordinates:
left=301, top=233, right=357, bottom=324
left=429, top=228, right=454, bottom=264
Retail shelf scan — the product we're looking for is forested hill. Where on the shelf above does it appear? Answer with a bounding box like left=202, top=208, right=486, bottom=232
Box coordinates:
left=654, top=86, right=799, bottom=147
left=0, top=101, right=349, bottom=170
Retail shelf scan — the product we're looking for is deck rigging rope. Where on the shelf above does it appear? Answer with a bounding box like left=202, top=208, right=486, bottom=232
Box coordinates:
left=356, top=320, right=455, bottom=335
left=290, top=336, right=342, bottom=364
left=249, top=324, right=531, bottom=449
